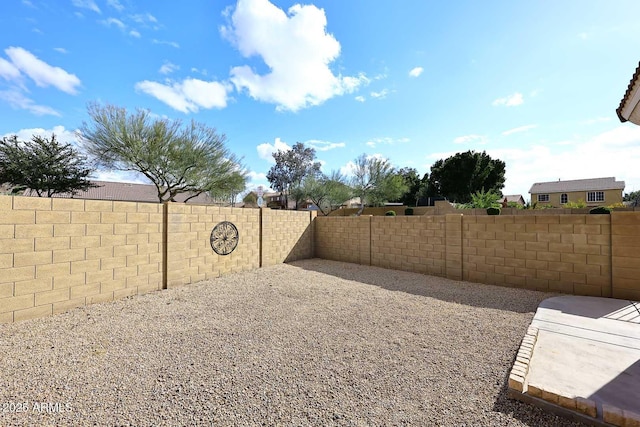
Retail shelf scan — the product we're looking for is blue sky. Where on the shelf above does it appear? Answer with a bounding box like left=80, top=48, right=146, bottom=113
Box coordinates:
left=2, top=0, right=640, bottom=200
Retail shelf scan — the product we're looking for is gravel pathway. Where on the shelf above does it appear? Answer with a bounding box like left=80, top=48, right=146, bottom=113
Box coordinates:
left=0, top=259, right=584, bottom=426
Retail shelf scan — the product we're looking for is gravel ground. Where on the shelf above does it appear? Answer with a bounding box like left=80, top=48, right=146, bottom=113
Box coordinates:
left=0, top=259, right=585, bottom=426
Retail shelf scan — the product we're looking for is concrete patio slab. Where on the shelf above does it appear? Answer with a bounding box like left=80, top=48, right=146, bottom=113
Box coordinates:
left=508, top=295, right=640, bottom=426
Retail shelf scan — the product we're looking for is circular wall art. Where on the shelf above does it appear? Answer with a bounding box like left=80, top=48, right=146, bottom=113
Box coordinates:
left=210, top=221, right=239, bottom=255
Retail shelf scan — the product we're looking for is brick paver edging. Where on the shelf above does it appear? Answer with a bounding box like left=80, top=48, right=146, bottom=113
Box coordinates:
left=508, top=327, right=640, bottom=426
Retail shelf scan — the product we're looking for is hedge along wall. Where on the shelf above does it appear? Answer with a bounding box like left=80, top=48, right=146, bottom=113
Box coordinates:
left=0, top=195, right=316, bottom=323
left=314, top=213, right=640, bottom=299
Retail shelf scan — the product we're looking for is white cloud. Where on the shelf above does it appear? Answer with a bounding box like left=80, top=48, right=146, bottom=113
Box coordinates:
left=5, top=47, right=81, bottom=95
left=453, top=134, right=487, bottom=144
left=370, top=89, right=388, bottom=99
left=3, top=125, right=76, bottom=142
left=409, top=66, right=424, bottom=77
left=91, top=170, right=149, bottom=184
left=101, top=17, right=125, bottom=30
left=365, top=136, right=410, bottom=148
left=131, top=13, right=158, bottom=24
left=305, top=139, right=345, bottom=151
left=502, top=124, right=537, bottom=136
left=191, top=67, right=208, bottom=76
left=0, top=89, right=60, bottom=116
left=152, top=39, right=179, bottom=48
left=53, top=47, right=68, bottom=54
left=581, top=116, right=612, bottom=125
left=355, top=95, right=365, bottom=102
left=256, top=137, right=290, bottom=163
left=159, top=62, right=179, bottom=75
left=221, top=0, right=368, bottom=112
left=492, top=92, right=523, bottom=107
left=339, top=160, right=357, bottom=177
left=107, top=0, right=124, bottom=11
left=135, top=78, right=229, bottom=113
left=72, top=0, right=101, bottom=14
left=0, top=57, right=21, bottom=82
left=129, top=30, right=141, bottom=38
left=247, top=171, right=267, bottom=182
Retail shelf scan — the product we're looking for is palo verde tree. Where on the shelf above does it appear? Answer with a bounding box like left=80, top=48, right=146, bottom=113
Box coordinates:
left=350, top=154, right=408, bottom=215
left=428, top=150, right=505, bottom=204
left=0, top=134, right=95, bottom=197
left=78, top=102, right=246, bottom=203
left=266, top=142, right=321, bottom=209
left=298, top=170, right=352, bottom=215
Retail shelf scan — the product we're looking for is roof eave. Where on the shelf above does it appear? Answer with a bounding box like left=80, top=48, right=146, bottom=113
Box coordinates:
left=618, top=62, right=640, bottom=124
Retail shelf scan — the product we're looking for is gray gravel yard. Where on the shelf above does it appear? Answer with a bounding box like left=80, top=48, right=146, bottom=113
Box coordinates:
left=0, top=259, right=584, bottom=426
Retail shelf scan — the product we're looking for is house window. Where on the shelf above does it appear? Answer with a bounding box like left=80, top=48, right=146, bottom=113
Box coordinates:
left=561, top=193, right=568, bottom=204
left=587, top=191, right=604, bottom=202
left=538, top=194, right=549, bottom=202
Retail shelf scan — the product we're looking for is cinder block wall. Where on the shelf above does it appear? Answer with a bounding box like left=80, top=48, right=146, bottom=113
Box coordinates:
left=0, top=195, right=163, bottom=323
left=314, top=212, right=640, bottom=298
left=165, top=206, right=314, bottom=287
left=612, top=212, right=640, bottom=300
left=315, top=216, right=371, bottom=265
left=165, top=204, right=261, bottom=287
left=262, top=210, right=316, bottom=266
left=370, top=216, right=446, bottom=276
left=1, top=196, right=316, bottom=323
left=462, top=215, right=611, bottom=296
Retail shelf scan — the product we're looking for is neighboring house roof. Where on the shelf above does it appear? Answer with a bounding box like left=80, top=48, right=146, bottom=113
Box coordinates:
left=22, top=180, right=225, bottom=204
left=617, top=61, right=640, bottom=124
left=502, top=194, right=525, bottom=204
left=529, top=177, right=625, bottom=194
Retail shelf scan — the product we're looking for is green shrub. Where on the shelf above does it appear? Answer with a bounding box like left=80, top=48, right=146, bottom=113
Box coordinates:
left=404, top=208, right=414, bottom=216
left=486, top=207, right=501, bottom=216
left=607, top=202, right=625, bottom=210
left=385, top=210, right=397, bottom=216
left=506, top=201, right=523, bottom=209
left=589, top=206, right=610, bottom=214
left=563, top=199, right=587, bottom=209
left=464, top=189, right=501, bottom=209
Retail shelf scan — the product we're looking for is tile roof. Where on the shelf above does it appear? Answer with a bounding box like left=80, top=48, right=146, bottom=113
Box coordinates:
left=22, top=180, right=225, bottom=204
left=617, top=61, right=640, bottom=123
left=529, top=177, right=625, bottom=194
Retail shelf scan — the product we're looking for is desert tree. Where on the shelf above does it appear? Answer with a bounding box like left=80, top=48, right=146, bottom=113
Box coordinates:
left=428, top=150, right=505, bottom=204
left=350, top=154, right=408, bottom=215
left=78, top=102, right=246, bottom=203
left=266, top=142, right=321, bottom=209
left=299, top=170, right=352, bottom=215
left=0, top=133, right=95, bottom=197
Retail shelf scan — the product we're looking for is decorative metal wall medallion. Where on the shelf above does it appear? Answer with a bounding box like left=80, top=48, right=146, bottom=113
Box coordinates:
left=210, top=221, right=239, bottom=255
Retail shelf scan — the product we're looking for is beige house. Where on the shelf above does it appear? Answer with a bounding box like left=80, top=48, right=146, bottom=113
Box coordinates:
left=529, top=177, right=624, bottom=207
left=617, top=61, right=640, bottom=124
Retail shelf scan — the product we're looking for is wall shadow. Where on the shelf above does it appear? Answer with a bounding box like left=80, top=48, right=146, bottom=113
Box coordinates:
left=283, top=222, right=313, bottom=263
left=538, top=295, right=640, bottom=320
left=287, top=258, right=554, bottom=314
left=589, top=358, right=640, bottom=414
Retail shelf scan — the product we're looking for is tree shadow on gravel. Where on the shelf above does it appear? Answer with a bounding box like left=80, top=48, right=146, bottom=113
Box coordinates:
left=288, top=258, right=556, bottom=314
